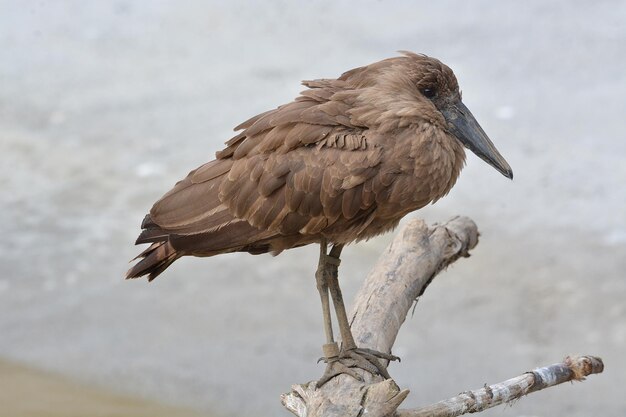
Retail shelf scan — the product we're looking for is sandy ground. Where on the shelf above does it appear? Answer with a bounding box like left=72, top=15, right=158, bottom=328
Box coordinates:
left=1, top=1, right=625, bottom=416
left=0, top=359, right=209, bottom=417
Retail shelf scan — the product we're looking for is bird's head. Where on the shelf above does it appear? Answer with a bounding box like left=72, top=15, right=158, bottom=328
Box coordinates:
left=343, top=51, right=513, bottom=180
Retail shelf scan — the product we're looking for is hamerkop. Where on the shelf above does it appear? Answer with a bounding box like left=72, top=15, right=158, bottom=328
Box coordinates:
left=127, top=52, right=512, bottom=385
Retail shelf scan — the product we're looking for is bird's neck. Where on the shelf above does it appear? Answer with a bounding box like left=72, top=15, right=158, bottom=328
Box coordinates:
left=408, top=124, right=467, bottom=205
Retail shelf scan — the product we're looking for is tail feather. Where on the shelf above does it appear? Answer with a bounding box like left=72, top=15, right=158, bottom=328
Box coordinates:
left=128, top=211, right=281, bottom=281
left=141, top=213, right=157, bottom=229
left=126, top=240, right=180, bottom=281
left=135, top=227, right=169, bottom=245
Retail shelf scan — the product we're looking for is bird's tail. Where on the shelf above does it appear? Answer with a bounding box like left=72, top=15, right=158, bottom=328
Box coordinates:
left=126, top=239, right=181, bottom=282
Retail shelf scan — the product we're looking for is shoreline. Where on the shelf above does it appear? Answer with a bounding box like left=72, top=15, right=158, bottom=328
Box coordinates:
left=0, top=358, right=209, bottom=417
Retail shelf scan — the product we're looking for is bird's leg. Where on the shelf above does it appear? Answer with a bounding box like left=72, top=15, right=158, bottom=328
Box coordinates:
left=315, top=238, right=337, bottom=356
left=325, top=244, right=356, bottom=350
left=315, top=240, right=363, bottom=386
left=327, top=244, right=398, bottom=373
left=316, top=243, right=399, bottom=387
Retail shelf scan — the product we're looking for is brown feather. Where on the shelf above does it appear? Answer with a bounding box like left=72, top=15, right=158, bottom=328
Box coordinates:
left=128, top=52, right=475, bottom=281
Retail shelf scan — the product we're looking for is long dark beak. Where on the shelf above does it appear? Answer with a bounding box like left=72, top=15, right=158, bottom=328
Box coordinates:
left=442, top=101, right=513, bottom=179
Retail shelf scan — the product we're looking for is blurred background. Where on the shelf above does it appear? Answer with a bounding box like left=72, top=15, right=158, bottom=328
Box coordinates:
left=1, top=1, right=625, bottom=416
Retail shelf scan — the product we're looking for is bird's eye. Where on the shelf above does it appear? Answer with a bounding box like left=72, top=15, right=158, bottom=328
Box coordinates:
left=421, top=88, right=437, bottom=99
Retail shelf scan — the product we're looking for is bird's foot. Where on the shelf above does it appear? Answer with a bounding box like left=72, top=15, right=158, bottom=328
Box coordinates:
left=316, top=347, right=400, bottom=387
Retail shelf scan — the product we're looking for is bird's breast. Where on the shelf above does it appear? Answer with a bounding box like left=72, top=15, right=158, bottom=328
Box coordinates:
left=381, top=126, right=466, bottom=214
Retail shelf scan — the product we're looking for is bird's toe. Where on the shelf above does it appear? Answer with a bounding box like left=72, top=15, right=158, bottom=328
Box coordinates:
left=315, top=346, right=399, bottom=387
left=316, top=359, right=363, bottom=387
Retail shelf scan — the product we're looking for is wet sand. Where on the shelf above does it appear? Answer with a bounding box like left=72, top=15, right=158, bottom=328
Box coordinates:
left=0, top=359, right=208, bottom=417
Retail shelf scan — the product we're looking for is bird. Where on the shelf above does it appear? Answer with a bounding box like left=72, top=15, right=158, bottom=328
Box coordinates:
left=127, top=51, right=513, bottom=386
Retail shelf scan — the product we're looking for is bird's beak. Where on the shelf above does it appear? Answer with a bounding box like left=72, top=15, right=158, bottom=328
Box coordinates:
left=442, top=101, right=513, bottom=179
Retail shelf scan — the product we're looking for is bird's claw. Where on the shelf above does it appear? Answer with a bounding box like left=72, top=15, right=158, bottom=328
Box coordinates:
left=316, top=358, right=363, bottom=387
left=353, top=347, right=401, bottom=363
left=316, top=347, right=400, bottom=387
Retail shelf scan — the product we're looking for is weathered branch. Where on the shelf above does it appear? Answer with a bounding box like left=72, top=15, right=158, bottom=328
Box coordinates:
left=348, top=216, right=478, bottom=358
left=281, top=216, right=479, bottom=417
left=397, top=355, right=604, bottom=417
left=280, top=216, right=604, bottom=417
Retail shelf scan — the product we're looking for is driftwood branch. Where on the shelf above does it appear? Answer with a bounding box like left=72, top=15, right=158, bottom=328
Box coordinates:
left=397, top=355, right=604, bottom=417
left=280, top=216, right=604, bottom=417
left=281, top=216, right=479, bottom=417
left=347, top=216, right=478, bottom=357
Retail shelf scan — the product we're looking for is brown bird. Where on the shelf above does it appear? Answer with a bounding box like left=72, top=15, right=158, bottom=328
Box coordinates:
left=127, top=51, right=512, bottom=385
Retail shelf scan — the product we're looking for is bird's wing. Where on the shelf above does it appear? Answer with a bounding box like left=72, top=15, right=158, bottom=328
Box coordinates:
left=216, top=78, right=360, bottom=160
left=216, top=133, right=385, bottom=238
left=146, top=80, right=396, bottom=253
left=147, top=132, right=388, bottom=247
